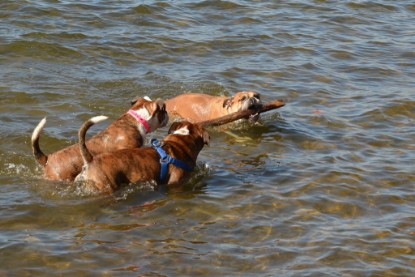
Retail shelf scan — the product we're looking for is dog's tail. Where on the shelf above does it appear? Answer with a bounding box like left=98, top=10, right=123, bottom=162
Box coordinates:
left=31, top=117, right=48, bottom=167
left=78, top=116, right=108, bottom=165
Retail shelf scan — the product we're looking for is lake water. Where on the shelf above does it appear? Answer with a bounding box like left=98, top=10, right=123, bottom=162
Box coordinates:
left=1, top=0, right=414, bottom=276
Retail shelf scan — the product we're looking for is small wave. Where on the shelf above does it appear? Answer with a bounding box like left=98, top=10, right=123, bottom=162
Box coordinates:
left=189, top=0, right=246, bottom=10
left=3, top=163, right=31, bottom=176
left=382, top=100, right=415, bottom=119
left=346, top=2, right=398, bottom=12
left=22, top=32, right=89, bottom=40
left=0, top=152, right=39, bottom=178
left=132, top=4, right=160, bottom=15
left=29, top=161, right=210, bottom=200
left=1, top=40, right=83, bottom=62
left=15, top=4, right=62, bottom=18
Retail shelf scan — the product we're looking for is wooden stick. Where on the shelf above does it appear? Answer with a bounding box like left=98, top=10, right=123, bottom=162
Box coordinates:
left=199, top=99, right=285, bottom=127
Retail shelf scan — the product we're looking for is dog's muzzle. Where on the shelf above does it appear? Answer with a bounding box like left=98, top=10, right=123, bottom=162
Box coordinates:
left=247, top=97, right=261, bottom=110
left=243, top=97, right=261, bottom=122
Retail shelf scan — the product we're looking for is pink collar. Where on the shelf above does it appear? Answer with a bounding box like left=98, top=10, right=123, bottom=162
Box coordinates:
left=128, top=109, right=150, bottom=133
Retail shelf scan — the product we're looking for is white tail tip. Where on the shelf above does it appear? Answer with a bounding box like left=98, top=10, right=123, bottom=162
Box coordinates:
left=38, top=117, right=47, bottom=128
left=144, top=96, right=152, bottom=101
left=90, top=115, right=108, bottom=124
left=31, top=117, right=47, bottom=142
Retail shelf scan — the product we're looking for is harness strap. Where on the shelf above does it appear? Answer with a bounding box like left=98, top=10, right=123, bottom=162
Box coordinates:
left=151, top=138, right=193, bottom=183
left=128, top=109, right=150, bottom=133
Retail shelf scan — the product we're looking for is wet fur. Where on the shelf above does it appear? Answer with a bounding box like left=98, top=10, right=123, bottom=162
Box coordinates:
left=165, top=91, right=261, bottom=122
left=31, top=98, right=168, bottom=181
left=76, top=121, right=209, bottom=194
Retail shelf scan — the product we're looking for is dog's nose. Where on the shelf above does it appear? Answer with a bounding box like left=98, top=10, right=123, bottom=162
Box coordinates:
left=247, top=98, right=259, bottom=109
left=249, top=97, right=259, bottom=104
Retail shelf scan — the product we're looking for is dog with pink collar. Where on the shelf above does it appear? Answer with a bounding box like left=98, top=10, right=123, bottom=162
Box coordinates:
left=31, top=97, right=168, bottom=182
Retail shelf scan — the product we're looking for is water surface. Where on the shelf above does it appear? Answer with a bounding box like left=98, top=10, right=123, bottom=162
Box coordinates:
left=1, top=0, right=414, bottom=276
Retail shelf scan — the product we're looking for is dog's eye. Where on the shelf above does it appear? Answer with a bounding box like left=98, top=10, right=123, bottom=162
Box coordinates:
left=241, top=96, right=247, bottom=101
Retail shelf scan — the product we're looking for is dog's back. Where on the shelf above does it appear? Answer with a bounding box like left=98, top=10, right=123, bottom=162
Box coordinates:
left=75, top=121, right=210, bottom=194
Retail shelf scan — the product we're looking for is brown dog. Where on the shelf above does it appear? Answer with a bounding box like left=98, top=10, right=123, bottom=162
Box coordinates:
left=31, top=97, right=169, bottom=182
left=75, top=117, right=209, bottom=194
left=164, top=91, right=261, bottom=122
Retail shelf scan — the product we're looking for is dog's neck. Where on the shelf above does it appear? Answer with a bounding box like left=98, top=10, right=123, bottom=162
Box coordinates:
left=163, top=134, right=203, bottom=166
left=151, top=138, right=193, bottom=183
left=128, top=109, right=151, bottom=134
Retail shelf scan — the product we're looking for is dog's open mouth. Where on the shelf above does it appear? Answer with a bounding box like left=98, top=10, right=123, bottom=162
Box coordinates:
left=247, top=97, right=261, bottom=122
left=246, top=95, right=261, bottom=122
left=247, top=97, right=261, bottom=110
left=249, top=112, right=260, bottom=122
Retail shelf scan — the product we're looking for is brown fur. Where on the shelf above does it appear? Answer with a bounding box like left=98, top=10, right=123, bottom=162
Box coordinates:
left=164, top=91, right=261, bottom=122
left=31, top=98, right=168, bottom=182
left=75, top=121, right=209, bottom=194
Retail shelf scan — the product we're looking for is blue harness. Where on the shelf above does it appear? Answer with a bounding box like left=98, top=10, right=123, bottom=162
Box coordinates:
left=151, top=138, right=193, bottom=183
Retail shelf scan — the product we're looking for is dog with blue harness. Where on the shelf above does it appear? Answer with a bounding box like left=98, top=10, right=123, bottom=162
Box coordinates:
left=75, top=119, right=210, bottom=194
left=151, top=138, right=193, bottom=183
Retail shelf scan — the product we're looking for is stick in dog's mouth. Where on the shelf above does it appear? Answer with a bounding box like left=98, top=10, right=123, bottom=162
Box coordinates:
left=200, top=99, right=285, bottom=127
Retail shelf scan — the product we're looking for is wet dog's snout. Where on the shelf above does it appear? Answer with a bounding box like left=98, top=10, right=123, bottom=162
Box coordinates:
left=248, top=96, right=261, bottom=109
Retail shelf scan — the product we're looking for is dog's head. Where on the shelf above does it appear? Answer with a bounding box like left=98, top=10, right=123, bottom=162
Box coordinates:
left=222, top=91, right=261, bottom=113
left=130, top=96, right=169, bottom=132
left=168, top=121, right=210, bottom=149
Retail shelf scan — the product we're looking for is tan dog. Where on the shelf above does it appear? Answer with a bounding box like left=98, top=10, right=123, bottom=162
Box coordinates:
left=164, top=91, right=261, bottom=122
left=31, top=97, right=169, bottom=182
left=75, top=117, right=209, bottom=194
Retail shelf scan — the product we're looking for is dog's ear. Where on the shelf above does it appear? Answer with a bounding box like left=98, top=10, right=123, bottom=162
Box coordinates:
left=194, top=124, right=210, bottom=146
left=202, top=129, right=210, bottom=146
left=168, top=122, right=182, bottom=134
left=131, top=96, right=153, bottom=106
left=149, top=99, right=166, bottom=114
left=156, top=99, right=166, bottom=111
left=222, top=97, right=233, bottom=108
left=131, top=97, right=150, bottom=107
left=130, top=97, right=138, bottom=106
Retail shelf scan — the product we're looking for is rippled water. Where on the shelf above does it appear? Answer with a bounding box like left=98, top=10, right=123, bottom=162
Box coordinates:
left=1, top=0, right=414, bottom=276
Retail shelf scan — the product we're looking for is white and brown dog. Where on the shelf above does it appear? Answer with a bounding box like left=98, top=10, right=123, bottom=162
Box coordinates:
left=31, top=97, right=169, bottom=182
left=75, top=117, right=209, bottom=194
left=164, top=91, right=261, bottom=122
